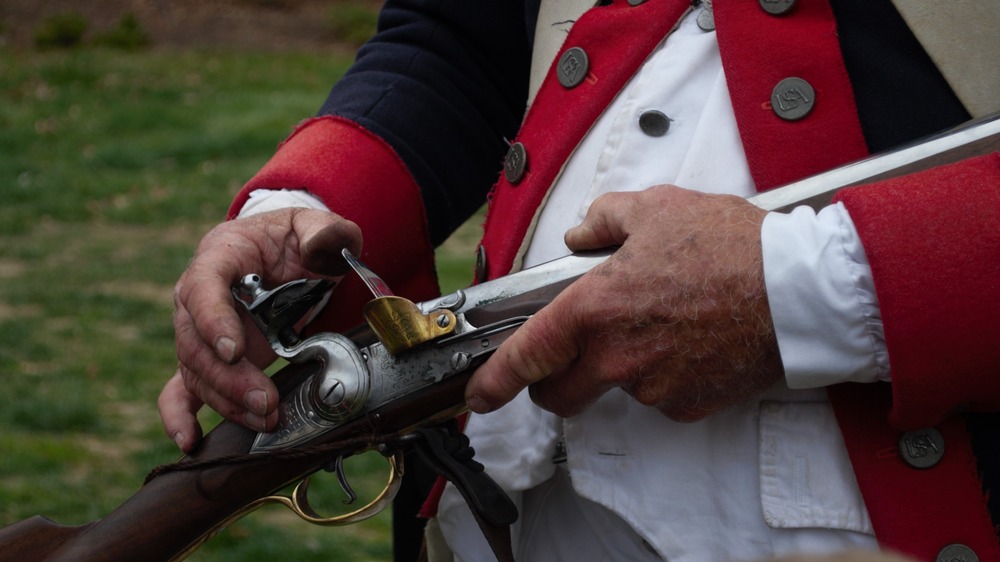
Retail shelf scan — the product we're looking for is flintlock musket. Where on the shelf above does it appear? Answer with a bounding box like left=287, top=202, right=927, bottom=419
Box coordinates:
left=0, top=113, right=996, bottom=562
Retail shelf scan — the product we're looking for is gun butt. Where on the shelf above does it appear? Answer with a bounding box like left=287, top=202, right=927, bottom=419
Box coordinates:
left=0, top=516, right=95, bottom=562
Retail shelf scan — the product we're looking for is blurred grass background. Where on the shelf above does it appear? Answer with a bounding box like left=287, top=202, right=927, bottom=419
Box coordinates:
left=0, top=3, right=480, bottom=561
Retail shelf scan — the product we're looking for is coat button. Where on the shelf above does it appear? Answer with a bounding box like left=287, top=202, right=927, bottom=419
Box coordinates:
left=639, top=110, right=671, bottom=137
left=474, top=245, right=488, bottom=282
left=898, top=428, right=945, bottom=469
left=759, top=0, right=797, bottom=16
left=697, top=0, right=715, bottom=31
left=936, top=544, right=979, bottom=562
left=504, top=142, right=527, bottom=184
left=557, top=47, right=589, bottom=88
left=627, top=0, right=648, bottom=5
left=770, top=77, right=815, bottom=121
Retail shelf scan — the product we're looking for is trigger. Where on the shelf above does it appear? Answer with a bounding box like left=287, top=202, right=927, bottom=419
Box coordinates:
left=323, top=455, right=358, bottom=505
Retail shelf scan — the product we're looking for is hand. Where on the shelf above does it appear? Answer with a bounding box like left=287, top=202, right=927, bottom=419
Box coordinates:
left=159, top=208, right=362, bottom=452
left=465, top=185, right=784, bottom=421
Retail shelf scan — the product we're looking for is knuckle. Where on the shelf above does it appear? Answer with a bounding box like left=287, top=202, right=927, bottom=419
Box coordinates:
left=622, top=366, right=672, bottom=408
left=185, top=365, right=243, bottom=420
left=651, top=386, right=716, bottom=423
left=172, top=306, right=188, bottom=332
left=624, top=378, right=660, bottom=407
left=179, top=364, right=202, bottom=396
left=503, top=345, right=549, bottom=388
left=631, top=387, right=661, bottom=408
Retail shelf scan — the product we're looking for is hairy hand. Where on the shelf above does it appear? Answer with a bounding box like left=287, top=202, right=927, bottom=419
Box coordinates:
left=159, top=208, right=361, bottom=452
left=465, top=185, right=783, bottom=421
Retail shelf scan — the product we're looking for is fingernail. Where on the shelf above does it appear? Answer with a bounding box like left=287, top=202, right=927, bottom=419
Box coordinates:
left=244, top=389, right=268, bottom=416
left=243, top=411, right=268, bottom=433
left=172, top=432, right=185, bottom=451
left=466, top=395, right=492, bottom=414
left=215, top=336, right=237, bottom=363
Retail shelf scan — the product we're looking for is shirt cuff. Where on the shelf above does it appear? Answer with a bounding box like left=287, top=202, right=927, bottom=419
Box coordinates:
left=238, top=188, right=330, bottom=218
left=761, top=203, right=890, bottom=388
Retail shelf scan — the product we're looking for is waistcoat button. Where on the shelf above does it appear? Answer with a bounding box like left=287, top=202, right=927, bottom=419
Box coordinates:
left=557, top=47, right=590, bottom=88
left=639, top=110, right=671, bottom=137
left=771, top=77, right=815, bottom=121
left=898, top=428, right=946, bottom=469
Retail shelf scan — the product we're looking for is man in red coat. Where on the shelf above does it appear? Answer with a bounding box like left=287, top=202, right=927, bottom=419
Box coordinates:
left=160, top=1, right=999, bottom=560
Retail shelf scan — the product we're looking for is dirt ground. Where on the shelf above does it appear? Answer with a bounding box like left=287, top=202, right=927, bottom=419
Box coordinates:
left=0, top=0, right=371, bottom=51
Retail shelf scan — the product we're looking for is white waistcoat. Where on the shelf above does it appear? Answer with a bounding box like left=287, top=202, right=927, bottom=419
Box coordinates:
left=437, top=11, right=880, bottom=562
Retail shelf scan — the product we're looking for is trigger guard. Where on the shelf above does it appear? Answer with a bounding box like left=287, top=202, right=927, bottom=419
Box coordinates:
left=284, top=451, right=404, bottom=526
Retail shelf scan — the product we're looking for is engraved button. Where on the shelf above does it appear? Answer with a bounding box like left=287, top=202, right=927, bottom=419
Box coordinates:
left=759, top=0, right=797, bottom=15
left=771, top=77, right=815, bottom=121
left=474, top=244, right=488, bottom=282
left=639, top=110, right=671, bottom=137
left=504, top=142, right=527, bottom=184
left=557, top=47, right=590, bottom=88
left=697, top=0, right=715, bottom=31
left=898, top=428, right=945, bottom=469
left=936, top=543, right=979, bottom=562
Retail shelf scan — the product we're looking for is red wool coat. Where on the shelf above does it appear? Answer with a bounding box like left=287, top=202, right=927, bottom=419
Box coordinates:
left=232, top=0, right=1000, bottom=559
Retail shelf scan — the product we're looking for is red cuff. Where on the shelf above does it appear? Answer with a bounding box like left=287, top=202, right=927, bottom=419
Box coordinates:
left=233, top=116, right=440, bottom=332
left=835, top=153, right=1000, bottom=428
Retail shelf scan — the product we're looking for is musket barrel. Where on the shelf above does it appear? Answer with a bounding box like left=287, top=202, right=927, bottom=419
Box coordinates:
left=750, top=112, right=1000, bottom=212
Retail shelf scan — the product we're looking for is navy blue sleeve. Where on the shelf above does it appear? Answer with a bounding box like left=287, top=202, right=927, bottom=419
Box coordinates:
left=319, top=1, right=534, bottom=246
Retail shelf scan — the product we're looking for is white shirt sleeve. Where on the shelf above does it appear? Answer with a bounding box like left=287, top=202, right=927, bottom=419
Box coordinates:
left=238, top=188, right=329, bottom=217
left=761, top=203, right=890, bottom=388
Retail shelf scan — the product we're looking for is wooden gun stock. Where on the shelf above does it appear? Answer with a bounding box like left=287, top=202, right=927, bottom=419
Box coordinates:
left=0, top=272, right=572, bottom=562
left=0, top=359, right=470, bottom=562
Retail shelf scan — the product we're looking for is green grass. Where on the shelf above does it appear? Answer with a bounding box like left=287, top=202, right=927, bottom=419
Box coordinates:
left=0, top=48, right=341, bottom=234
left=327, top=2, right=381, bottom=48
left=0, top=45, right=479, bottom=561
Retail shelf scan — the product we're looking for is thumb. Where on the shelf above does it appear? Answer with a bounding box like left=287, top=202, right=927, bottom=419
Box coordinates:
left=296, top=211, right=364, bottom=276
left=465, top=305, right=580, bottom=414
left=564, top=193, right=631, bottom=252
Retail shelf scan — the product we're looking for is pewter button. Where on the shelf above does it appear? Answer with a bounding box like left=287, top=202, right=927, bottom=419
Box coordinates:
left=639, top=110, right=671, bottom=137
left=936, top=543, right=979, bottom=562
left=557, top=47, right=589, bottom=88
left=759, top=0, right=797, bottom=15
left=503, top=142, right=527, bottom=184
left=898, top=428, right=945, bottom=469
left=771, top=77, right=815, bottom=121
left=627, top=0, right=648, bottom=5
left=697, top=7, right=715, bottom=31
left=474, top=245, right=488, bottom=282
